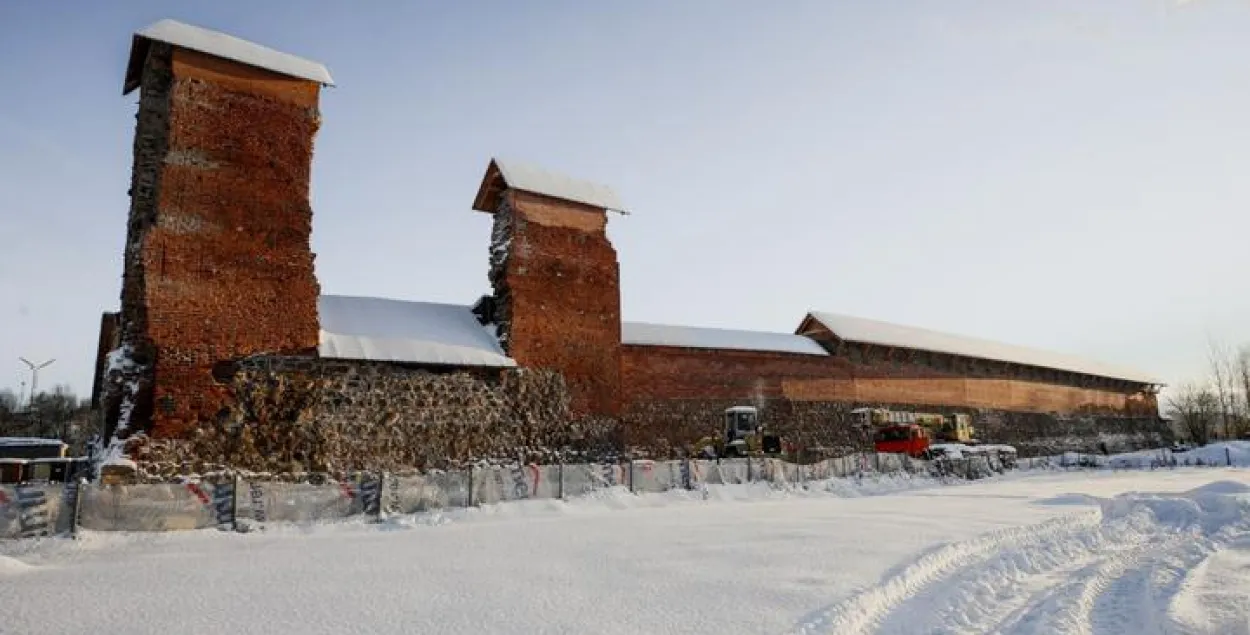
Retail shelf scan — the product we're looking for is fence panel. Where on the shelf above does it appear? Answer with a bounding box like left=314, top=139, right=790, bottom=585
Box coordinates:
left=78, top=483, right=215, bottom=532
left=877, top=453, right=903, bottom=474
left=0, top=485, right=67, bottom=538
left=531, top=465, right=562, bottom=499
left=716, top=459, right=751, bottom=484
left=387, top=475, right=450, bottom=514
left=805, top=459, right=836, bottom=481
left=0, top=487, right=19, bottom=538
left=236, top=482, right=361, bottom=525
left=688, top=460, right=717, bottom=486
left=760, top=458, right=801, bottom=485
left=473, top=465, right=545, bottom=504
left=561, top=463, right=617, bottom=496
left=629, top=460, right=678, bottom=493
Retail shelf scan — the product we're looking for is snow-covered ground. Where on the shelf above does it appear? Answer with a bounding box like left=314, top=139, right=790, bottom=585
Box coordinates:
left=2, top=468, right=1249, bottom=634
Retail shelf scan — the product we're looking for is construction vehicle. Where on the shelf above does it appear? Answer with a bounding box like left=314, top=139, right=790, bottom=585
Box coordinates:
left=851, top=407, right=980, bottom=457
left=693, top=406, right=786, bottom=459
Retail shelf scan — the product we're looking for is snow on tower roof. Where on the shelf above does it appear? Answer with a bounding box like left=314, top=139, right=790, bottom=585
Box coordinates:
left=801, top=310, right=1161, bottom=385
left=124, top=19, right=335, bottom=94
left=472, top=158, right=625, bottom=213
left=622, top=321, right=829, bottom=356
left=318, top=295, right=515, bottom=368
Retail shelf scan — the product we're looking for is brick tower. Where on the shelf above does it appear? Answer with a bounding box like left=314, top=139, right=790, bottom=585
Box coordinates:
left=472, top=159, right=626, bottom=418
left=106, top=20, right=333, bottom=440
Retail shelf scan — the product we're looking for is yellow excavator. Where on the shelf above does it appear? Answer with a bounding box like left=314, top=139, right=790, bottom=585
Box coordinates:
left=693, top=406, right=786, bottom=459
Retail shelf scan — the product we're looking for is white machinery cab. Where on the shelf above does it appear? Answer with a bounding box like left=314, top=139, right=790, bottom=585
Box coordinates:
left=724, top=406, right=759, bottom=442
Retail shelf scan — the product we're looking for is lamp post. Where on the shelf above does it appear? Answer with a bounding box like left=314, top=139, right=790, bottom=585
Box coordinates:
left=18, top=357, right=55, bottom=410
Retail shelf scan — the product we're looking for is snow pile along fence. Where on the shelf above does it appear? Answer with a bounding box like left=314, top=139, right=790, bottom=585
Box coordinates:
left=2, top=442, right=1245, bottom=539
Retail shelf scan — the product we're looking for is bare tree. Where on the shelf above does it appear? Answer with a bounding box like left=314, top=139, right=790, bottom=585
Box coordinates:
left=1207, top=338, right=1240, bottom=439
left=0, top=390, right=16, bottom=421
left=1205, top=339, right=1250, bottom=439
left=1167, top=382, right=1220, bottom=446
left=1234, top=345, right=1250, bottom=439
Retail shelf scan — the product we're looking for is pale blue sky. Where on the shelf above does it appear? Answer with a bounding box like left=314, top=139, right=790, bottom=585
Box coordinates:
left=1, top=0, right=1246, bottom=399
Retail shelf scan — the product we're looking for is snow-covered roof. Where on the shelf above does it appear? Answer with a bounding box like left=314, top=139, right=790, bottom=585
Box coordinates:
left=318, top=295, right=515, bottom=368
left=803, top=311, right=1160, bottom=385
left=124, top=19, right=335, bottom=94
left=0, top=437, right=66, bottom=447
left=472, top=158, right=625, bottom=213
left=622, top=321, right=829, bottom=356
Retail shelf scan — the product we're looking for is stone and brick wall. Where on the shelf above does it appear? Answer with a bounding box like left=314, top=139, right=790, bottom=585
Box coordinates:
left=107, top=43, right=323, bottom=441
left=619, top=344, right=1166, bottom=458
left=488, top=190, right=622, bottom=418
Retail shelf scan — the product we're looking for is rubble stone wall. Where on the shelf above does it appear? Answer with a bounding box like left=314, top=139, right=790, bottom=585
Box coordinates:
left=127, top=357, right=619, bottom=480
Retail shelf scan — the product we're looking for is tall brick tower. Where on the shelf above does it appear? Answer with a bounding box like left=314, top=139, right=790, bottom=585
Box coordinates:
left=106, top=20, right=333, bottom=440
left=472, top=159, right=626, bottom=418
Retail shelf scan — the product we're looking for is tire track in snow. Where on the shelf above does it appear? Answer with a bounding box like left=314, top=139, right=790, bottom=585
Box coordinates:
left=1166, top=536, right=1250, bottom=634
left=788, top=485, right=1250, bottom=635
left=785, top=511, right=1101, bottom=635
left=992, top=529, right=1187, bottom=635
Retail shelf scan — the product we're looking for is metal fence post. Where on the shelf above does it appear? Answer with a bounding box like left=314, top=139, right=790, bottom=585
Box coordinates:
left=746, top=456, right=753, bottom=482
left=467, top=467, right=475, bottom=507
left=1228, top=447, right=1233, bottom=467
left=231, top=475, right=240, bottom=532
left=558, top=462, right=565, bottom=500
left=375, top=472, right=386, bottom=521
left=627, top=460, right=634, bottom=493
left=70, top=478, right=85, bottom=538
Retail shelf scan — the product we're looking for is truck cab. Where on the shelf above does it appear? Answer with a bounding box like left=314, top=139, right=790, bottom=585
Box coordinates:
left=874, top=424, right=931, bottom=457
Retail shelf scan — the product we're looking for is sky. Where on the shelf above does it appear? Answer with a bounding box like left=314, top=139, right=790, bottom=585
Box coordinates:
left=1, top=0, right=1247, bottom=402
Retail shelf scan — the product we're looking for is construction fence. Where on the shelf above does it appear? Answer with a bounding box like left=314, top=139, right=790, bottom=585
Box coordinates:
left=3, top=447, right=1234, bottom=541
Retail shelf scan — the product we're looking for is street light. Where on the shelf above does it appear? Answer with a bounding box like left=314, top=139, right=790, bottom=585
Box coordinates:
left=18, top=357, right=54, bottom=410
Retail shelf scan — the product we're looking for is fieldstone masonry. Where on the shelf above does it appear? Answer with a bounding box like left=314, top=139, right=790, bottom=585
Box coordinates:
left=126, top=358, right=621, bottom=481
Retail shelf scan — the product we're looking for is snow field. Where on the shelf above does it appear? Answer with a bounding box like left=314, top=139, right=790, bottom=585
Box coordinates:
left=1, top=468, right=1248, bottom=634
left=793, top=476, right=1250, bottom=635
